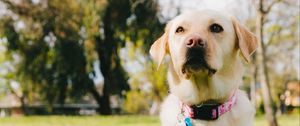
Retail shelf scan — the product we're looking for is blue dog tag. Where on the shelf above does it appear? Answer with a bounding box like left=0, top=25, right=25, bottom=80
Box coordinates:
left=184, top=117, right=192, bottom=126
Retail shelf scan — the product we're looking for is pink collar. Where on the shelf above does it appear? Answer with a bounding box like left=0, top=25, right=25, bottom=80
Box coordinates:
left=180, top=92, right=237, bottom=121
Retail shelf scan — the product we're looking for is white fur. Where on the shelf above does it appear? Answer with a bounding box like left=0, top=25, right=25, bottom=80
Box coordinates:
left=150, top=10, right=257, bottom=126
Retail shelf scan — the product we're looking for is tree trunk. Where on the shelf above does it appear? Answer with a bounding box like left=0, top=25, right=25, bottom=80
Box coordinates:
left=89, top=83, right=110, bottom=114
left=99, top=75, right=112, bottom=115
left=58, top=76, right=67, bottom=105
left=9, top=83, right=29, bottom=115
left=93, top=0, right=131, bottom=115
left=256, top=11, right=278, bottom=126
left=250, top=60, right=257, bottom=106
left=20, top=95, right=29, bottom=115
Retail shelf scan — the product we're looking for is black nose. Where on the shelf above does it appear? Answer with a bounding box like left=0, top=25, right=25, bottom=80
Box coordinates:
left=186, top=37, right=206, bottom=48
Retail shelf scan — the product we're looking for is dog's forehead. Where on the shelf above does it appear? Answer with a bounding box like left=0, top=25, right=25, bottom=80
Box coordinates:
left=172, top=10, right=231, bottom=27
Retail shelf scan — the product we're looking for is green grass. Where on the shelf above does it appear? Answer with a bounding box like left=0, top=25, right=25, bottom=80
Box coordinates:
left=0, top=115, right=159, bottom=126
left=254, top=114, right=299, bottom=126
left=0, top=114, right=298, bottom=126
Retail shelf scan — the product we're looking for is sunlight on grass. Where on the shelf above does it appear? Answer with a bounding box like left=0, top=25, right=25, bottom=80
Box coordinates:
left=0, top=114, right=298, bottom=126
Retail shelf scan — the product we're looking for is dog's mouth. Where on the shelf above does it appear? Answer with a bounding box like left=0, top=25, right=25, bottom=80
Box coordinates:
left=182, top=61, right=217, bottom=77
left=182, top=48, right=217, bottom=77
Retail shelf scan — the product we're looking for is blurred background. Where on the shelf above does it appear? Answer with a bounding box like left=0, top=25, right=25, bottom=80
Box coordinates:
left=0, top=0, right=299, bottom=126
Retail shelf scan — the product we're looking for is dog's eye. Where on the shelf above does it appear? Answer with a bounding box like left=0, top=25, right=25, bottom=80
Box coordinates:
left=175, top=26, right=184, bottom=33
left=210, top=23, right=223, bottom=33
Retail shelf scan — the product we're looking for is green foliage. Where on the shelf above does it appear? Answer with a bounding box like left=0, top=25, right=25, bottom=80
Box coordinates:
left=124, top=90, right=150, bottom=114
left=123, top=44, right=168, bottom=114
left=146, top=62, right=168, bottom=102
left=0, top=0, right=103, bottom=106
left=0, top=0, right=164, bottom=115
left=124, top=0, right=164, bottom=52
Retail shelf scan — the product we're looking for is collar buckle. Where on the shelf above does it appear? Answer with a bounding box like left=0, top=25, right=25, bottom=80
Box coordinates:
left=191, top=104, right=220, bottom=120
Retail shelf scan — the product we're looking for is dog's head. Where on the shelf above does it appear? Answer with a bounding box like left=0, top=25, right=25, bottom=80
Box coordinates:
left=150, top=10, right=257, bottom=79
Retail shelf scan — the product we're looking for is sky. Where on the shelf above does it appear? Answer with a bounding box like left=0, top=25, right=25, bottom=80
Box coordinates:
left=158, top=0, right=253, bottom=22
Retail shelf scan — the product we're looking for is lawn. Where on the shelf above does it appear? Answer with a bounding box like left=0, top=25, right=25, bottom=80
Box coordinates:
left=0, top=114, right=299, bottom=126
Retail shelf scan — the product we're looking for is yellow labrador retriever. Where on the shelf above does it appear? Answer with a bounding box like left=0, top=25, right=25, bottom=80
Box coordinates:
left=150, top=10, right=257, bottom=126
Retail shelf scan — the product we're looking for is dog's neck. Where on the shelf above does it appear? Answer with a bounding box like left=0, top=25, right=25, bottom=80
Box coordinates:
left=168, top=57, right=243, bottom=105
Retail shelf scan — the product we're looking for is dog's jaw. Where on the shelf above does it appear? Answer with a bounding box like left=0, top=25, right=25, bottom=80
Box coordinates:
left=168, top=57, right=243, bottom=105
left=181, top=66, right=217, bottom=79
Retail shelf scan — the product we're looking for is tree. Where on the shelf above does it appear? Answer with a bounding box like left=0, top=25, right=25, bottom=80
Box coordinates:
left=0, top=0, right=163, bottom=115
left=91, top=0, right=163, bottom=114
left=0, top=0, right=103, bottom=113
left=254, top=0, right=283, bottom=125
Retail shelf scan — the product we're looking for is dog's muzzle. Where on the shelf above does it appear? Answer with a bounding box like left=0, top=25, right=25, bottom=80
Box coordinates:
left=182, top=48, right=216, bottom=76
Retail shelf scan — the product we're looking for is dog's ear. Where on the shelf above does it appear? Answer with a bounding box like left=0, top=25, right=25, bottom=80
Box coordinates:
left=232, top=17, right=258, bottom=62
left=149, top=22, right=171, bottom=69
